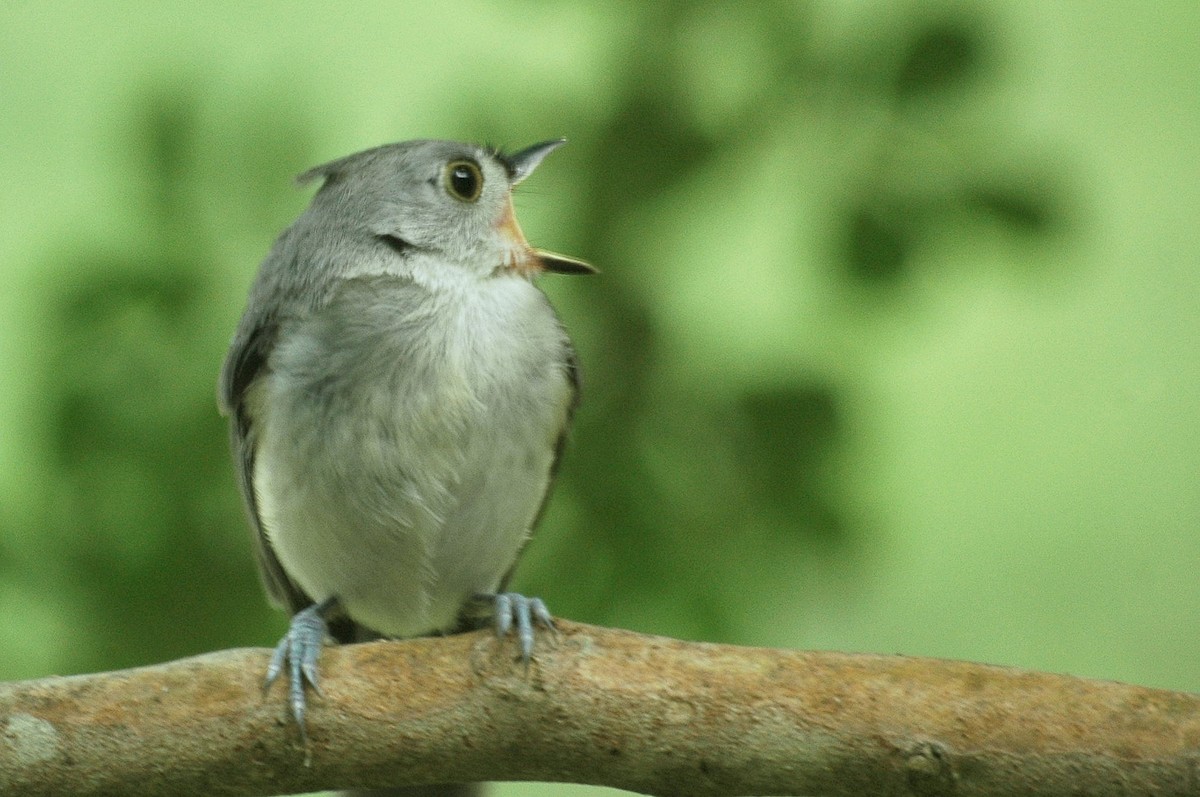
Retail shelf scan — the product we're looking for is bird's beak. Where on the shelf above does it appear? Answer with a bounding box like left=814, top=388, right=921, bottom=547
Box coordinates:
left=505, top=139, right=567, bottom=185
left=533, top=249, right=598, bottom=275
left=496, top=138, right=597, bottom=276
left=496, top=200, right=598, bottom=276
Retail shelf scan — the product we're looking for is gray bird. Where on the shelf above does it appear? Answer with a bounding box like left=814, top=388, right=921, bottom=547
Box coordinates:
left=218, top=138, right=592, bottom=793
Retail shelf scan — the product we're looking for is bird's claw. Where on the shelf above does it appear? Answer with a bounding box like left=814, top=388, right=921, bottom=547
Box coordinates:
left=265, top=601, right=330, bottom=744
left=490, top=592, right=556, bottom=664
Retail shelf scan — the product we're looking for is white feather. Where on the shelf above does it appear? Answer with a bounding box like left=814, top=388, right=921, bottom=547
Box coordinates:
left=253, top=267, right=572, bottom=637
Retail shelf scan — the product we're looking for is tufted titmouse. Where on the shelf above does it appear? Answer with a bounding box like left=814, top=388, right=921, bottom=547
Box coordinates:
left=218, top=139, right=593, bottom=740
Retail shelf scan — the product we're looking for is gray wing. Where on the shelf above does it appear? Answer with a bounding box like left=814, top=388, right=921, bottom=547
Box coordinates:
left=542, top=343, right=583, bottom=508
left=219, top=317, right=313, bottom=615
left=493, top=337, right=582, bottom=596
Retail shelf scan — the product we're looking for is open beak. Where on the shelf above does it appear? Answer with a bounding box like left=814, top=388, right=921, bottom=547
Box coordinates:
left=496, top=138, right=598, bottom=276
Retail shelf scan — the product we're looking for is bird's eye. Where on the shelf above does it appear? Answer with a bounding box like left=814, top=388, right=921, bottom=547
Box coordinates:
left=444, top=159, right=483, bottom=202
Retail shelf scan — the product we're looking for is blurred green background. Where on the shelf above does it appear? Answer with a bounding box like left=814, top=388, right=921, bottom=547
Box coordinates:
left=0, top=1, right=1196, bottom=794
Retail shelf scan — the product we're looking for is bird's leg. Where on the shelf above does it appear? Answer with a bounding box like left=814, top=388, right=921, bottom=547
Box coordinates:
left=474, top=592, right=557, bottom=665
left=266, top=596, right=340, bottom=745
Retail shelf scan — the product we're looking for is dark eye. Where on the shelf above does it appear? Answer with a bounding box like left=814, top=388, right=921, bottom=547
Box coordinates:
left=444, top=159, right=483, bottom=202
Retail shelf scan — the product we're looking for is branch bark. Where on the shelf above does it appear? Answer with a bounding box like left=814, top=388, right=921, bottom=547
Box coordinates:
left=0, top=621, right=1196, bottom=796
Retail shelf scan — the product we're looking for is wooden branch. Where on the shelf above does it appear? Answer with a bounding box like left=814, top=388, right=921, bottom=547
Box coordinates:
left=0, top=621, right=1196, bottom=796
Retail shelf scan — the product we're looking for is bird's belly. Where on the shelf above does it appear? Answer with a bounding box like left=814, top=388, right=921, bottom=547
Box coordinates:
left=254, top=344, right=568, bottom=638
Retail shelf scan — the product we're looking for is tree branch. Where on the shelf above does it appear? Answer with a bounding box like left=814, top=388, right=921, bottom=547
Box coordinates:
left=0, top=621, right=1196, bottom=796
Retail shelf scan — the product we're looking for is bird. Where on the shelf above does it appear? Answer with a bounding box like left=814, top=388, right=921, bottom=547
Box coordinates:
left=217, top=138, right=593, bottom=773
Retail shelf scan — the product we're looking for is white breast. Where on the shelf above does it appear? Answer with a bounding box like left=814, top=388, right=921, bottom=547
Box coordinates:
left=251, top=271, right=572, bottom=637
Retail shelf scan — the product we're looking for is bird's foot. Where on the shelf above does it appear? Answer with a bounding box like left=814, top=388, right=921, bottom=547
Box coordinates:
left=479, top=592, right=557, bottom=665
left=265, top=597, right=337, bottom=746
